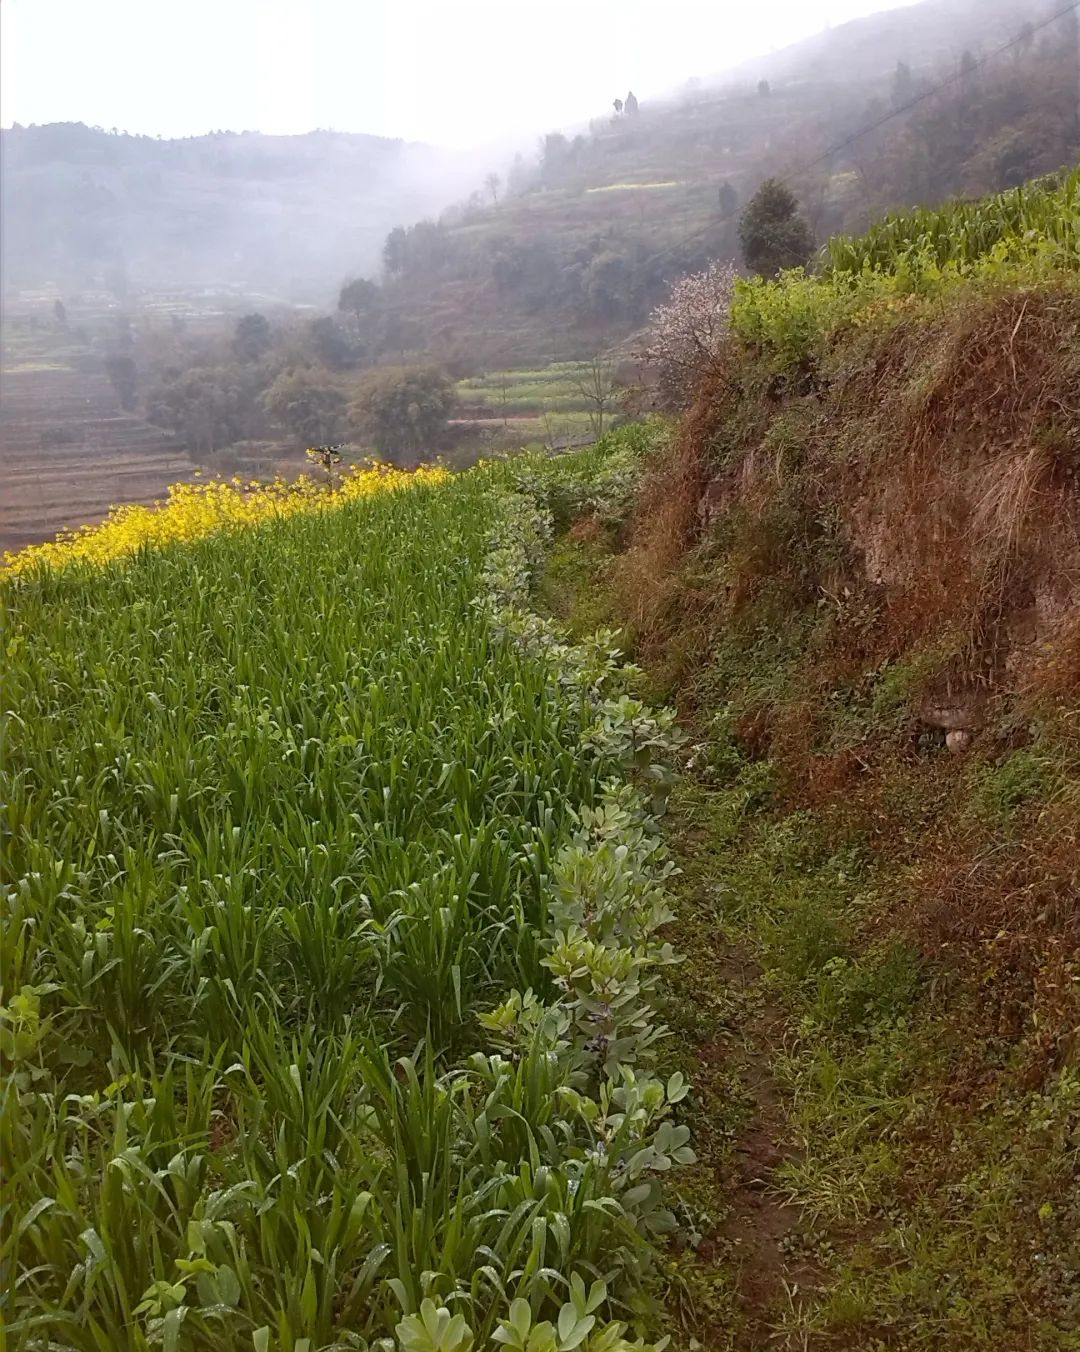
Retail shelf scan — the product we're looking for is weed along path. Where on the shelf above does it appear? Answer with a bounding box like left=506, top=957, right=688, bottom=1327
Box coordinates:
left=536, top=498, right=828, bottom=1348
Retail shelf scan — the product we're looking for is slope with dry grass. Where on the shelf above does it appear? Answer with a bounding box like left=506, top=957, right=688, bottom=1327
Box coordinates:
left=539, top=183, right=1079, bottom=1347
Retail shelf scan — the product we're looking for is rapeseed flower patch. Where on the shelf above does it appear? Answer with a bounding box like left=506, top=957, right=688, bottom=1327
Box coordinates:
left=2, top=461, right=449, bottom=575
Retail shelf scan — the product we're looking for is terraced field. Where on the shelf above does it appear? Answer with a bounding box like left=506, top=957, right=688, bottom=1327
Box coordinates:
left=453, top=362, right=609, bottom=450
left=0, top=360, right=198, bottom=554
left=0, top=309, right=298, bottom=555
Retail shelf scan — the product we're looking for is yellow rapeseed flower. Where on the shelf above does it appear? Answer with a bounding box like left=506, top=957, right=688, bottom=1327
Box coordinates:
left=3, top=463, right=450, bottom=577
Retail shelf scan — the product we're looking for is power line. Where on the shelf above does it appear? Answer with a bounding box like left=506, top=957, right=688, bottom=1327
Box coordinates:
left=670, top=0, right=1078, bottom=257
left=793, top=0, right=1079, bottom=179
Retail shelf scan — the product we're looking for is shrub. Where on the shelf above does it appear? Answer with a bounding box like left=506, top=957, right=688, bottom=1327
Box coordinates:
left=262, top=366, right=347, bottom=446
left=349, top=365, right=457, bottom=463
left=641, top=262, right=738, bottom=403
left=739, top=178, right=814, bottom=278
left=729, top=167, right=1080, bottom=375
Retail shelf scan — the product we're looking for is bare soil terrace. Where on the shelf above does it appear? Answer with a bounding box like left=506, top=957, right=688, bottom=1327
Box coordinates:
left=0, top=361, right=197, bottom=555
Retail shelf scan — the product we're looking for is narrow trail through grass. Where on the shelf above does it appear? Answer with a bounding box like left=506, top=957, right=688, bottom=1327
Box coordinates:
left=660, top=789, right=823, bottom=1352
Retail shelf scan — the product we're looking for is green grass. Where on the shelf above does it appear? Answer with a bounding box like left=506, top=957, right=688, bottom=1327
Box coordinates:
left=457, top=362, right=599, bottom=415
left=1, top=444, right=685, bottom=1350
left=658, top=764, right=1079, bottom=1351
left=732, top=166, right=1080, bottom=377
left=824, top=167, right=1079, bottom=276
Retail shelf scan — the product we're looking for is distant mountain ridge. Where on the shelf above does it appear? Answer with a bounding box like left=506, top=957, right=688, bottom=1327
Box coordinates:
left=0, top=0, right=1071, bottom=315
left=347, top=0, right=1075, bottom=369
left=0, top=123, right=475, bottom=301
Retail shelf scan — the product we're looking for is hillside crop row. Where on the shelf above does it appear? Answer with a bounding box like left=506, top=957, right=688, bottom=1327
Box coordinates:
left=1, top=442, right=688, bottom=1350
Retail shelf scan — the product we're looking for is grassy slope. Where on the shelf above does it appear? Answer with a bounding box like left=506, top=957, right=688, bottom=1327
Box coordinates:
left=538, top=266, right=1080, bottom=1348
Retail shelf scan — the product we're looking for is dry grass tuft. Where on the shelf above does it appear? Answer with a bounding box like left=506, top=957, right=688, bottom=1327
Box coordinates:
left=613, top=361, right=727, bottom=644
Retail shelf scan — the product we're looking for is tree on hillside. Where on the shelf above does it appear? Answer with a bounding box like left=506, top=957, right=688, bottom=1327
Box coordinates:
left=717, top=180, right=738, bottom=219
left=539, top=133, right=570, bottom=188
left=739, top=178, right=814, bottom=276
left=53, top=299, right=67, bottom=327
left=338, top=277, right=380, bottom=327
left=572, top=356, right=619, bottom=439
left=348, top=366, right=456, bottom=464
left=758, top=79, right=771, bottom=97
left=147, top=364, right=265, bottom=455
left=891, top=60, right=914, bottom=106
left=506, top=151, right=533, bottom=197
left=263, top=368, right=346, bottom=446
left=484, top=172, right=500, bottom=204
left=581, top=249, right=636, bottom=321
left=641, top=260, right=737, bottom=404
left=307, top=316, right=357, bottom=371
left=112, top=313, right=135, bottom=353
left=624, top=91, right=639, bottom=116
left=234, top=312, right=272, bottom=362
left=613, top=97, right=624, bottom=115
left=380, top=312, right=423, bottom=362
left=104, top=352, right=137, bottom=410
left=383, top=226, right=409, bottom=276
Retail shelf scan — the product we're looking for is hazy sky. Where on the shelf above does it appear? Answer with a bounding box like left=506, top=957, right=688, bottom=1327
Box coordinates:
left=2, top=0, right=924, bottom=147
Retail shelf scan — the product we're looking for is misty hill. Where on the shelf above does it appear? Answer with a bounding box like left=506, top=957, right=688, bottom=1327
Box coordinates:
left=736, top=0, right=1038, bottom=83
left=355, top=0, right=1077, bottom=368
left=0, top=123, right=472, bottom=301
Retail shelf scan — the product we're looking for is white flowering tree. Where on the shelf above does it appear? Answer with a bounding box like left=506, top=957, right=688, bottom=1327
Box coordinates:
left=641, top=260, right=737, bottom=403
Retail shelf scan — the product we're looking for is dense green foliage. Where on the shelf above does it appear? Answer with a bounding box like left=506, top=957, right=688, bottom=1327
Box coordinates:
left=146, top=362, right=269, bottom=456
left=348, top=367, right=458, bottom=461
left=1, top=436, right=692, bottom=1349
left=824, top=167, right=1080, bottom=276
left=737, top=179, right=814, bottom=278
left=731, top=165, right=1080, bottom=375
left=234, top=314, right=273, bottom=363
left=262, top=367, right=348, bottom=447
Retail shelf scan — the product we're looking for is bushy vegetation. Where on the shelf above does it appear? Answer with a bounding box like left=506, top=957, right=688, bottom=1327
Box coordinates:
left=639, top=264, right=737, bottom=404
left=824, top=167, right=1080, bottom=275
left=349, top=367, right=458, bottom=462
left=737, top=179, right=814, bottom=278
left=141, top=312, right=459, bottom=465
left=730, top=166, right=1080, bottom=375
left=1, top=432, right=693, bottom=1348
